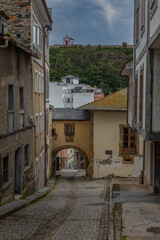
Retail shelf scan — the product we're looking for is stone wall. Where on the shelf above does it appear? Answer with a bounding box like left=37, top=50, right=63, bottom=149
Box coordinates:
left=0, top=0, right=31, bottom=48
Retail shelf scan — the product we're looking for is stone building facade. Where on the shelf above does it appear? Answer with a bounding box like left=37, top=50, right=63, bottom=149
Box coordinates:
left=0, top=0, right=52, bottom=193
left=128, top=0, right=160, bottom=193
left=0, top=33, right=39, bottom=204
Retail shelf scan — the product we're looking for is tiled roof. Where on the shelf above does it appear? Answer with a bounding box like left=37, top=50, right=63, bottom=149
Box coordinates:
left=78, top=88, right=127, bottom=111
left=52, top=108, right=90, bottom=121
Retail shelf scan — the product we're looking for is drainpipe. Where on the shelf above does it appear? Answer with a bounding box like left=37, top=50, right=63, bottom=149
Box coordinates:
left=43, top=26, right=47, bottom=186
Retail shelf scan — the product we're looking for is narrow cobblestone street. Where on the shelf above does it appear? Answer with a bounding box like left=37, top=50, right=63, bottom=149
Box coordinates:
left=0, top=171, right=110, bottom=240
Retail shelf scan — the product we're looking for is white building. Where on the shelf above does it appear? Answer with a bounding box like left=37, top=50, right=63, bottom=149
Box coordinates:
left=49, top=75, right=104, bottom=108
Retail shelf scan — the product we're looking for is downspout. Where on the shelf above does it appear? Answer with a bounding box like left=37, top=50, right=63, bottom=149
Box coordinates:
left=43, top=27, right=47, bottom=186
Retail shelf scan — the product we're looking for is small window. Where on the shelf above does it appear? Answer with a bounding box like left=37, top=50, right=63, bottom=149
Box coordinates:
left=20, top=87, right=24, bottom=110
left=121, top=127, right=137, bottom=154
left=36, top=115, right=39, bottom=136
left=35, top=70, right=38, bottom=93
left=3, top=156, right=9, bottom=184
left=150, top=0, right=158, bottom=18
left=41, top=74, right=44, bottom=93
left=39, top=73, right=41, bottom=93
left=24, top=144, right=29, bottom=167
left=136, top=4, right=140, bottom=45
left=8, top=85, right=14, bottom=133
left=64, top=124, right=75, bottom=136
left=8, top=85, right=14, bottom=110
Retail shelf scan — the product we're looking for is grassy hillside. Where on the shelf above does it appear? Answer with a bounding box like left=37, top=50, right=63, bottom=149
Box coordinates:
left=49, top=45, right=133, bottom=96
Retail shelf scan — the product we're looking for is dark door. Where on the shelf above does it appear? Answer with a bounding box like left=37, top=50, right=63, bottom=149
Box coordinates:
left=15, top=148, right=21, bottom=194
left=154, top=142, right=160, bottom=193
left=56, top=157, right=59, bottom=171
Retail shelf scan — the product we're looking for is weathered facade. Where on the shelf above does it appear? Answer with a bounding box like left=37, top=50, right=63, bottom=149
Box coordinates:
left=129, top=0, right=160, bottom=192
left=0, top=33, right=39, bottom=204
left=0, top=0, right=52, bottom=191
left=51, top=108, right=92, bottom=176
left=79, top=89, right=144, bottom=179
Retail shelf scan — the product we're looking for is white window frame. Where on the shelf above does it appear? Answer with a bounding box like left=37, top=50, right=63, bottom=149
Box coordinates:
left=35, top=113, right=39, bottom=136
left=35, top=70, right=38, bottom=93
left=39, top=72, right=41, bottom=93
left=40, top=112, right=42, bottom=133
left=41, top=74, right=44, bottom=93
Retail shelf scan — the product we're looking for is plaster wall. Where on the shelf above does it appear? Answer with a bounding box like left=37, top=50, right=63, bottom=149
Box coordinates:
left=149, top=0, right=160, bottom=38
left=73, top=92, right=94, bottom=108
left=93, top=111, right=143, bottom=179
left=49, top=82, right=63, bottom=108
left=52, top=120, right=91, bottom=165
left=0, top=44, right=34, bottom=204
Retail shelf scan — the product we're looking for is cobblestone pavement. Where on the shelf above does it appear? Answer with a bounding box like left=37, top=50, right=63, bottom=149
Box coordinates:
left=0, top=171, right=110, bottom=240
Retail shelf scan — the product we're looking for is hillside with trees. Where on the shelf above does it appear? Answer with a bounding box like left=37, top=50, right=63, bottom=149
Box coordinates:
left=49, top=44, right=133, bottom=96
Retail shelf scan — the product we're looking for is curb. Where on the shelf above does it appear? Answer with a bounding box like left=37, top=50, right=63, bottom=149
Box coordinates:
left=0, top=178, right=56, bottom=220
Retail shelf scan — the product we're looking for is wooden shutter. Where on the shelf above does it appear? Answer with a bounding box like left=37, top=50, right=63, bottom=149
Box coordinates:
left=139, top=70, right=143, bottom=127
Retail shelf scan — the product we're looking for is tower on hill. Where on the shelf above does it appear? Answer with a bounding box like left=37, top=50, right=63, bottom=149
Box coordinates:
left=63, top=35, right=74, bottom=47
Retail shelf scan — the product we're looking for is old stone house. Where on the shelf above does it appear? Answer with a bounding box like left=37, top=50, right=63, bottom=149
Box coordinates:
left=0, top=16, right=40, bottom=204
left=0, top=0, right=52, bottom=191
left=128, top=0, right=160, bottom=193
left=79, top=89, right=143, bottom=179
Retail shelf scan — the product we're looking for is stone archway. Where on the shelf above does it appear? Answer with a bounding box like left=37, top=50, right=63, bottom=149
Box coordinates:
left=52, top=145, right=92, bottom=177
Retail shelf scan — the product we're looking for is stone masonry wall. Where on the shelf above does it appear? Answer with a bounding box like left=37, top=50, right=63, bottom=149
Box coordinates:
left=0, top=0, right=31, bottom=48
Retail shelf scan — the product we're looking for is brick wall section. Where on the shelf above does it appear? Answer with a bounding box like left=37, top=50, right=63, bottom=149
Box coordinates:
left=0, top=0, right=31, bottom=48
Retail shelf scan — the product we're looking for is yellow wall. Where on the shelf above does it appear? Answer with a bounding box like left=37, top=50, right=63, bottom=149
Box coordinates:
left=93, top=111, right=143, bottom=178
left=52, top=120, right=91, bottom=172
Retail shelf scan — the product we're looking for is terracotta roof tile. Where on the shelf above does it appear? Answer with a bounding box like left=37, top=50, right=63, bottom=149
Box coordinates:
left=78, top=88, right=127, bottom=111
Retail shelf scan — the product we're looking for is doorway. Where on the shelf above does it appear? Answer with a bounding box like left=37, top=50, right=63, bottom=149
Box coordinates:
left=154, top=142, right=160, bottom=193
left=15, top=148, right=21, bottom=194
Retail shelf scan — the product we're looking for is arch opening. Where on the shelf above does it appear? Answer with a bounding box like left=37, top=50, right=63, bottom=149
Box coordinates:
left=53, top=146, right=90, bottom=177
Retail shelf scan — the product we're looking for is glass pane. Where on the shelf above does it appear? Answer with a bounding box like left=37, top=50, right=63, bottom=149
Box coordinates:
left=123, top=128, right=128, bottom=135
left=130, top=142, right=136, bottom=148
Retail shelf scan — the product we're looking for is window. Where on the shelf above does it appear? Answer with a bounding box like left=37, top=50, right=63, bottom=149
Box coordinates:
left=24, top=144, right=29, bottom=167
left=35, top=70, right=38, bottom=93
left=64, top=124, right=75, bottom=136
left=8, top=84, right=14, bottom=133
left=66, top=78, right=70, bottom=83
left=136, top=4, right=140, bottom=45
left=39, top=73, right=41, bottom=93
left=139, top=69, right=144, bottom=127
left=67, top=98, right=70, bottom=103
left=150, top=0, right=158, bottom=18
left=120, top=126, right=137, bottom=155
left=20, top=87, right=24, bottom=129
left=20, top=87, right=24, bottom=110
left=42, top=112, right=44, bottom=131
left=67, top=89, right=70, bottom=93
left=35, top=158, right=39, bottom=180
left=33, top=18, right=36, bottom=44
left=3, top=156, right=9, bottom=184
left=41, top=74, right=44, bottom=93
left=36, top=114, right=39, bottom=136
left=40, top=113, right=42, bottom=133
left=134, top=75, right=138, bottom=121
left=141, top=0, right=145, bottom=36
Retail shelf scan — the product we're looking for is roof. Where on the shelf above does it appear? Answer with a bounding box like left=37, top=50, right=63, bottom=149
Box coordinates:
left=78, top=88, right=127, bottom=111
left=120, top=60, right=133, bottom=77
left=61, top=75, right=79, bottom=79
left=0, top=11, right=10, bottom=20
left=52, top=108, right=90, bottom=121
left=0, top=35, right=40, bottom=58
left=63, top=35, right=74, bottom=40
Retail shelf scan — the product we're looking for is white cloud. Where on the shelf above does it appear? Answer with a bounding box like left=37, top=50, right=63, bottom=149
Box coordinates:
left=93, top=0, right=120, bottom=27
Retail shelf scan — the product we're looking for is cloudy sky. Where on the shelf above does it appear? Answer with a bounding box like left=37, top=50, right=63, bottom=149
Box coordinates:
left=46, top=0, right=134, bottom=46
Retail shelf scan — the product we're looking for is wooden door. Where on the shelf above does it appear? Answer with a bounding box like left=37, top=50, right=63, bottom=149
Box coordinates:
left=15, top=148, right=21, bottom=194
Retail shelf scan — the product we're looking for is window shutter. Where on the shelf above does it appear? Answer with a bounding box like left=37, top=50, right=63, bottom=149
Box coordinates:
left=139, top=70, right=143, bottom=127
